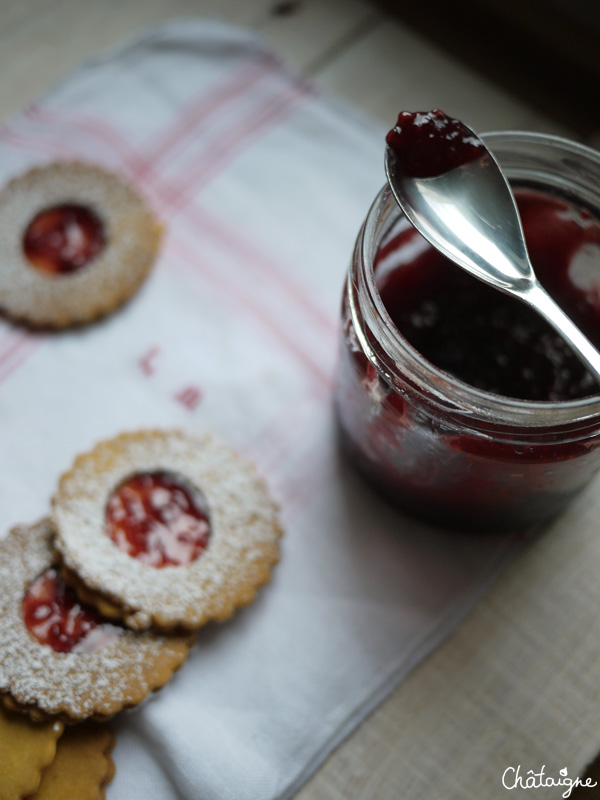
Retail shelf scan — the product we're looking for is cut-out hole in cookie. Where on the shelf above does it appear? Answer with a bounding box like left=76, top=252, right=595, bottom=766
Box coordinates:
left=105, top=471, right=211, bottom=568
left=22, top=567, right=119, bottom=654
left=23, top=204, right=106, bottom=275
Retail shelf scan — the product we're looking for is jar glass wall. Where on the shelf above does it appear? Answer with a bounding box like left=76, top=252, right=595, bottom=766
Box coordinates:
left=334, top=132, right=600, bottom=532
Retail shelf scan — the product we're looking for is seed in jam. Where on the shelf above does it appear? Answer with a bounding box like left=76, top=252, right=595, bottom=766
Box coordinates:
left=386, top=109, right=485, bottom=178
left=23, top=568, right=103, bottom=653
left=23, top=204, right=106, bottom=275
left=106, top=471, right=211, bottom=568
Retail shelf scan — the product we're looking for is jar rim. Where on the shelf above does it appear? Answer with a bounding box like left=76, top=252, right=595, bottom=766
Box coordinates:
left=360, top=130, right=600, bottom=428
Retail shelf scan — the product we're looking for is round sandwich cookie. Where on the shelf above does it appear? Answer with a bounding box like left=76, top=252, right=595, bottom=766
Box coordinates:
left=0, top=520, right=192, bottom=723
left=0, top=162, right=162, bottom=327
left=52, top=429, right=283, bottom=632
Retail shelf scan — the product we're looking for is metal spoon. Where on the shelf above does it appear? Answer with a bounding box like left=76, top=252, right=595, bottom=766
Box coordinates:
left=384, top=123, right=600, bottom=385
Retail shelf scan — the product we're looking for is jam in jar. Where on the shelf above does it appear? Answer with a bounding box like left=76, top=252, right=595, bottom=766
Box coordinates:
left=335, top=131, right=600, bottom=531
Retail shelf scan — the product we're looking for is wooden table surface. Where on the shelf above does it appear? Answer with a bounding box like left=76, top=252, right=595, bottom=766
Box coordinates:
left=2, top=1, right=599, bottom=797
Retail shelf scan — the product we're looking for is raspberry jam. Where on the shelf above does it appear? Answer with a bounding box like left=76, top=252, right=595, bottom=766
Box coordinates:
left=386, top=109, right=484, bottom=178
left=23, top=568, right=104, bottom=653
left=377, top=189, right=600, bottom=401
left=106, top=471, right=211, bottom=568
left=23, top=204, right=105, bottom=275
left=335, top=132, right=600, bottom=531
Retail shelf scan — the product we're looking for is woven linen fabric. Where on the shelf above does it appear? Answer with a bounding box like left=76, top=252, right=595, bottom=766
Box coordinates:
left=0, top=20, right=531, bottom=800
left=295, top=484, right=600, bottom=800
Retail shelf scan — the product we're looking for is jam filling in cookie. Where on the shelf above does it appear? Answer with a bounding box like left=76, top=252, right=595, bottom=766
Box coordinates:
left=23, top=204, right=106, bottom=275
left=0, top=162, right=162, bottom=328
left=106, top=471, right=211, bottom=568
left=23, top=567, right=108, bottom=654
left=53, top=430, right=283, bottom=632
left=0, top=520, right=193, bottom=721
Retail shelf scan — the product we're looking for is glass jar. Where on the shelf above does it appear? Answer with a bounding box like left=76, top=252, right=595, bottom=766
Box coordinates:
left=334, top=132, right=600, bottom=532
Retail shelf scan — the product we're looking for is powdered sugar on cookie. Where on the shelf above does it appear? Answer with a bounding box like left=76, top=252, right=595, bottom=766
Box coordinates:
left=52, top=430, right=283, bottom=631
left=0, top=162, right=162, bottom=327
left=0, top=520, right=191, bottom=721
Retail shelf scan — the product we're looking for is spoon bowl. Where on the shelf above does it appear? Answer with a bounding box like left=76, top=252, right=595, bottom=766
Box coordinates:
left=384, top=116, right=600, bottom=385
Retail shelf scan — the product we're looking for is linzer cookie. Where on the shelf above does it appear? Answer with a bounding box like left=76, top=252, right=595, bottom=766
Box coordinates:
left=31, top=723, right=115, bottom=800
left=0, top=162, right=162, bottom=327
left=0, top=520, right=191, bottom=722
left=52, top=429, right=283, bottom=631
left=0, top=705, right=63, bottom=800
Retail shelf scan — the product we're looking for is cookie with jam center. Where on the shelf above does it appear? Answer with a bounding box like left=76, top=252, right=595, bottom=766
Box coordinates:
left=0, top=162, right=162, bottom=327
left=52, top=429, right=283, bottom=632
left=0, top=520, right=192, bottom=723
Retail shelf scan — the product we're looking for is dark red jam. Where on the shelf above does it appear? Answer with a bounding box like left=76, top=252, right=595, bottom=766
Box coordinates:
left=386, top=109, right=485, bottom=178
left=335, top=183, right=600, bottom=531
left=23, top=204, right=105, bottom=275
left=376, top=189, right=600, bottom=401
left=23, top=568, right=103, bottom=653
left=106, top=471, right=211, bottom=568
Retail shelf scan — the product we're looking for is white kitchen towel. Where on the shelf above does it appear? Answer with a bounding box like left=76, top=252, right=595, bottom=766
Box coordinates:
left=0, top=20, right=523, bottom=800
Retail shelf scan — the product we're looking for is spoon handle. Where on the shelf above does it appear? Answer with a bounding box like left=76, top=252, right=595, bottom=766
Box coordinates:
left=524, top=282, right=600, bottom=386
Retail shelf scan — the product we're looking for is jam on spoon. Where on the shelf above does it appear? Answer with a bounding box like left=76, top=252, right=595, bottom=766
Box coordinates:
left=386, top=109, right=485, bottom=178
left=384, top=109, right=600, bottom=387
left=335, top=120, right=600, bottom=531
